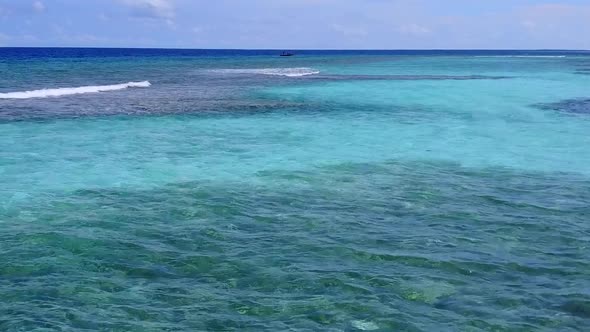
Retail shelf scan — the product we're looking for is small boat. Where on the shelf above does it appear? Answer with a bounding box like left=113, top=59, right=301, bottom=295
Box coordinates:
left=280, top=51, right=294, bottom=57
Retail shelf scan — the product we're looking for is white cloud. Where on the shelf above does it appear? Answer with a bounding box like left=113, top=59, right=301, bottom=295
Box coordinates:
left=32, top=1, right=45, bottom=13
left=3, top=0, right=590, bottom=49
left=22, top=34, right=39, bottom=42
left=496, top=3, right=590, bottom=49
left=120, top=0, right=175, bottom=20
left=331, top=23, right=368, bottom=37
left=521, top=20, right=536, bottom=30
left=398, top=23, right=431, bottom=36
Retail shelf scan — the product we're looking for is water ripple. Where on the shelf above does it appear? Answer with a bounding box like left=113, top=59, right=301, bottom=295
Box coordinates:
left=1, top=161, right=589, bottom=330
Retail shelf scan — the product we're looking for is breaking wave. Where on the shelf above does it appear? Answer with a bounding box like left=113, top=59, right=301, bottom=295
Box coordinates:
left=0, top=81, right=151, bottom=99
left=211, top=68, right=320, bottom=77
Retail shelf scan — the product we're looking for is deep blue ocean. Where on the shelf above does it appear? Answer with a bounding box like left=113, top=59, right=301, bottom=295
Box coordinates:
left=1, top=48, right=590, bottom=331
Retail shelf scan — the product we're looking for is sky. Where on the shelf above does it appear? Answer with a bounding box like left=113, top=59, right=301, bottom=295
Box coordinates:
left=0, top=0, right=589, bottom=49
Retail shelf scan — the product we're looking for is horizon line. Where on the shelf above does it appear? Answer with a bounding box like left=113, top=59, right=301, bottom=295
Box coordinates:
left=1, top=46, right=589, bottom=52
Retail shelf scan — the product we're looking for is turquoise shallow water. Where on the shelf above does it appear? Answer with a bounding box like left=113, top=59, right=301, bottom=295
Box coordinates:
left=1, top=49, right=590, bottom=331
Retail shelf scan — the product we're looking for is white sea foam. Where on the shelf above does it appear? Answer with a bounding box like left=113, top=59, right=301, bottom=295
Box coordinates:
left=0, top=81, right=151, bottom=99
left=351, top=320, right=379, bottom=331
left=211, top=68, right=320, bottom=77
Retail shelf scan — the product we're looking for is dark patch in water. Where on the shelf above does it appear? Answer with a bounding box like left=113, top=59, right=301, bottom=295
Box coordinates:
left=536, top=99, right=590, bottom=115
left=561, top=300, right=590, bottom=318
left=0, top=98, right=303, bottom=122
